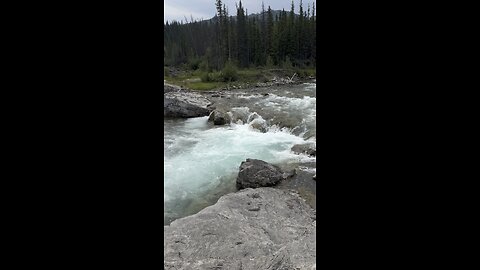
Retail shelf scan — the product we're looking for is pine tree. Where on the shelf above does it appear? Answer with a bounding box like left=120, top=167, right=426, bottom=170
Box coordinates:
left=311, top=1, right=316, bottom=66
left=260, top=2, right=267, bottom=65
left=286, top=0, right=296, bottom=63
left=236, top=1, right=248, bottom=68
left=266, top=6, right=274, bottom=62
left=163, top=0, right=316, bottom=70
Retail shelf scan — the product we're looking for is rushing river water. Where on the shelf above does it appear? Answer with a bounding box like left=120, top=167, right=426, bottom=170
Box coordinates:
left=164, top=82, right=316, bottom=225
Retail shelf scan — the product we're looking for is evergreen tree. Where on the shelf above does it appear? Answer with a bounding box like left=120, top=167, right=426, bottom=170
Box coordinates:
left=236, top=1, right=248, bottom=68
left=266, top=6, right=274, bottom=61
left=163, top=0, right=316, bottom=70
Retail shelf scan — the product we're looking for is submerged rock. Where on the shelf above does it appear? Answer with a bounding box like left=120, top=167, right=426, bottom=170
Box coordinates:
left=236, top=159, right=284, bottom=189
left=164, top=187, right=316, bottom=270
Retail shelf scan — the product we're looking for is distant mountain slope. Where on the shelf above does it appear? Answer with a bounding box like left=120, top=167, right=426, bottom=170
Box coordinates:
left=210, top=10, right=299, bottom=21
left=169, top=10, right=301, bottom=24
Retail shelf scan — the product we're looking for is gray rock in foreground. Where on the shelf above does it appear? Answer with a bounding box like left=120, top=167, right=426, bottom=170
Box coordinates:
left=164, top=188, right=316, bottom=270
left=237, top=159, right=284, bottom=189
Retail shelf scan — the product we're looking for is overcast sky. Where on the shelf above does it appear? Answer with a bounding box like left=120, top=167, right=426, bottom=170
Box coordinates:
left=164, top=0, right=316, bottom=23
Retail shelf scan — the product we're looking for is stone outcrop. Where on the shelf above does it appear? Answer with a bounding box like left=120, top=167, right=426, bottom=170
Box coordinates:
left=236, top=159, right=284, bottom=189
left=291, top=143, right=316, bottom=157
left=164, top=187, right=316, bottom=270
left=164, top=97, right=210, bottom=118
left=163, top=85, right=212, bottom=118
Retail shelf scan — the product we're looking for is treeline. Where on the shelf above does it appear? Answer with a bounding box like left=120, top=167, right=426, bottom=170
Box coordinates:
left=164, top=0, right=316, bottom=71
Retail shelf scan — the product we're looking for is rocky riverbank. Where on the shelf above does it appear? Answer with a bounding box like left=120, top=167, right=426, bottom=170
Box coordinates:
left=164, top=187, right=316, bottom=270
left=164, top=156, right=316, bottom=269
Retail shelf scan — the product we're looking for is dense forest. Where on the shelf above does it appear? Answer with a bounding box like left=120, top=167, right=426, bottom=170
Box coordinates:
left=164, top=0, right=316, bottom=72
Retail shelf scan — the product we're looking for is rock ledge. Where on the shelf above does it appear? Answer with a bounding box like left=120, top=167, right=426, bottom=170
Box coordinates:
left=164, top=187, right=316, bottom=270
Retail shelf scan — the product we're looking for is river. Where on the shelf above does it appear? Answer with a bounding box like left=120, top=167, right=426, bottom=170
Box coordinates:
left=164, top=82, right=316, bottom=225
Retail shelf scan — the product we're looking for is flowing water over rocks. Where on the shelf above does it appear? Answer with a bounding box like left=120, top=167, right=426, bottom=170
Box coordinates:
left=164, top=82, right=316, bottom=225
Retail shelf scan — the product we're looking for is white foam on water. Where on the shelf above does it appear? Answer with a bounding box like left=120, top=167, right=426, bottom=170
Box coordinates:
left=164, top=119, right=310, bottom=204
left=164, top=83, right=316, bottom=223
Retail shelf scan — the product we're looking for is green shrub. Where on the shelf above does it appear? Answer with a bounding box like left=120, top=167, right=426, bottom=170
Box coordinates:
left=188, top=58, right=201, bottom=70
left=221, top=61, right=238, bottom=82
left=200, top=72, right=212, bottom=82
left=211, top=72, right=223, bottom=82
left=199, top=60, right=208, bottom=72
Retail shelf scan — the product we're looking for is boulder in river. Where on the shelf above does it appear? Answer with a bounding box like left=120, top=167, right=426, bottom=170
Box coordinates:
left=236, top=159, right=284, bottom=189
left=291, top=143, right=316, bottom=157
left=164, top=97, right=210, bottom=118
left=164, top=187, right=316, bottom=270
left=208, top=109, right=231, bottom=125
left=164, top=87, right=212, bottom=118
left=249, top=119, right=268, bottom=133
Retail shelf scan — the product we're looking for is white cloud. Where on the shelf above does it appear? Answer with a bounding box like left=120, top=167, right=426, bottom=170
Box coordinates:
left=164, top=0, right=316, bottom=23
left=164, top=1, right=210, bottom=22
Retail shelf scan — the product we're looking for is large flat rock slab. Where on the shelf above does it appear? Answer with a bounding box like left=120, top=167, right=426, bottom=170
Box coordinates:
left=164, top=187, right=316, bottom=270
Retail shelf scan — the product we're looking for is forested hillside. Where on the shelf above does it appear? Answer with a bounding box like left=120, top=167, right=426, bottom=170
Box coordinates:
left=164, top=0, right=316, bottom=71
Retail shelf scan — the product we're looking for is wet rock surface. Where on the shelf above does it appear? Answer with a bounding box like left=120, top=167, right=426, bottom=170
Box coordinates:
left=165, top=90, right=211, bottom=109
left=277, top=164, right=317, bottom=210
left=164, top=82, right=317, bottom=269
left=164, top=84, right=212, bottom=118
left=164, top=97, right=211, bottom=118
left=164, top=187, right=316, bottom=270
left=208, top=109, right=231, bottom=125
left=291, top=143, right=316, bottom=157
left=236, top=159, right=284, bottom=189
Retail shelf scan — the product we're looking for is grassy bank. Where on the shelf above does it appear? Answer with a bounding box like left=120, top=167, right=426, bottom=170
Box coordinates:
left=164, top=66, right=316, bottom=91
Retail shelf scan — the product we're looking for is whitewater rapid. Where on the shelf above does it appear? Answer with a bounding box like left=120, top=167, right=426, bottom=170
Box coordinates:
left=164, top=83, right=316, bottom=225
